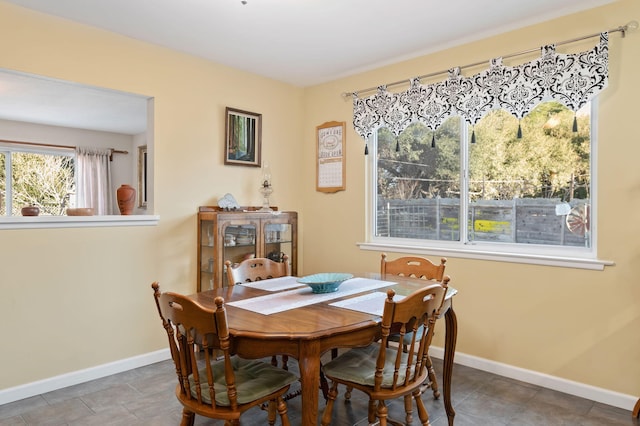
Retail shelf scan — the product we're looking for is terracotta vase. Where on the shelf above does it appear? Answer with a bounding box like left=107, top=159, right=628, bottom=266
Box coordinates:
left=116, top=184, right=136, bottom=215
left=21, top=205, right=40, bottom=216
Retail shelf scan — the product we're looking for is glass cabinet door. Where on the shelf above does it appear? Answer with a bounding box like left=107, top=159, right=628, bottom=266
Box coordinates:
left=264, top=222, right=293, bottom=265
left=222, top=224, right=257, bottom=286
left=200, top=220, right=216, bottom=291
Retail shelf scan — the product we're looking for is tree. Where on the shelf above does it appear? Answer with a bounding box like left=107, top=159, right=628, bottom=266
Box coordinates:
left=376, top=100, right=590, bottom=202
left=10, top=152, right=75, bottom=215
left=470, top=101, right=589, bottom=200
left=377, top=117, right=461, bottom=200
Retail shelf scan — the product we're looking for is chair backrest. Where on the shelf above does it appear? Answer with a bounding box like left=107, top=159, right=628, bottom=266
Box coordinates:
left=380, top=253, right=446, bottom=281
left=375, top=276, right=449, bottom=392
left=225, top=255, right=290, bottom=285
left=151, top=282, right=239, bottom=410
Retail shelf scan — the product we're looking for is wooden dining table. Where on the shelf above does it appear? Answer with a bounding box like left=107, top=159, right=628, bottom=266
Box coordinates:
left=191, top=272, right=458, bottom=426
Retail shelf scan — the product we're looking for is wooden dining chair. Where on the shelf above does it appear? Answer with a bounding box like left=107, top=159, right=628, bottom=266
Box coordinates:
left=225, top=256, right=334, bottom=402
left=380, top=252, right=446, bottom=399
left=320, top=278, right=449, bottom=426
left=151, top=282, right=298, bottom=426
left=380, top=253, right=446, bottom=281
left=225, top=255, right=291, bottom=285
left=226, top=255, right=292, bottom=370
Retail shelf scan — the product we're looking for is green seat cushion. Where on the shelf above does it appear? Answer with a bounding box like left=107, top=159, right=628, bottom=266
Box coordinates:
left=322, top=343, right=415, bottom=388
left=388, top=327, right=425, bottom=346
left=188, top=356, right=298, bottom=406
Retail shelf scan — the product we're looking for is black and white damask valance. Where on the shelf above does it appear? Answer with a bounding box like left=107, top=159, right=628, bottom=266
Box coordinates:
left=352, top=32, right=609, bottom=152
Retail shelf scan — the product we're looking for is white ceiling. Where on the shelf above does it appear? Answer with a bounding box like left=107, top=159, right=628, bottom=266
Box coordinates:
left=0, top=69, right=149, bottom=135
left=0, top=0, right=618, bottom=134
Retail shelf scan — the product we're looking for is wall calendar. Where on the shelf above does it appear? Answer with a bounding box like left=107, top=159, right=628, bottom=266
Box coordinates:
left=316, top=121, right=346, bottom=193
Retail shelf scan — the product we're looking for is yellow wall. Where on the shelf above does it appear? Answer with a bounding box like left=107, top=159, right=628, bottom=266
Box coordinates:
left=1, top=0, right=639, bottom=403
left=0, top=2, right=305, bottom=388
left=302, top=0, right=640, bottom=399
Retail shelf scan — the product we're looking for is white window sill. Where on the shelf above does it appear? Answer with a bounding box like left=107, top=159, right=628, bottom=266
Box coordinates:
left=358, top=242, right=614, bottom=271
left=0, top=215, right=160, bottom=229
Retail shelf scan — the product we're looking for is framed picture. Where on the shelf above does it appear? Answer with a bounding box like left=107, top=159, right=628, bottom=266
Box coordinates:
left=316, top=121, right=346, bottom=192
left=224, top=107, right=262, bottom=167
left=137, top=144, right=148, bottom=208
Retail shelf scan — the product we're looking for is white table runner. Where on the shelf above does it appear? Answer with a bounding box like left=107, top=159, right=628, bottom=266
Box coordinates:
left=241, top=276, right=305, bottom=292
left=227, top=277, right=396, bottom=315
left=331, top=286, right=458, bottom=316
left=329, top=291, right=405, bottom=316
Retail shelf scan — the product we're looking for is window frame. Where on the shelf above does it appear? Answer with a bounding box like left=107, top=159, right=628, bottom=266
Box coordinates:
left=0, top=143, right=159, bottom=228
left=359, top=100, right=613, bottom=270
left=0, top=143, right=76, bottom=217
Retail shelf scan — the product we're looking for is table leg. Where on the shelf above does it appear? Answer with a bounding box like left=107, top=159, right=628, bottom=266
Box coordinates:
left=298, top=340, right=321, bottom=426
left=443, top=306, right=457, bottom=426
left=633, top=398, right=640, bottom=418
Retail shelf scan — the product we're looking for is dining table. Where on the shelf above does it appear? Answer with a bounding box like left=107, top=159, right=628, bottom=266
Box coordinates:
left=191, top=272, right=458, bottom=426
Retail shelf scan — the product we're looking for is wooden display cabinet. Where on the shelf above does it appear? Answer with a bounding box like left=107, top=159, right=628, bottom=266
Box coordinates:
left=197, top=206, right=297, bottom=291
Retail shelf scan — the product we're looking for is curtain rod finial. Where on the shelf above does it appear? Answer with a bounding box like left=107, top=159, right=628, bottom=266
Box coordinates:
left=622, top=20, right=638, bottom=37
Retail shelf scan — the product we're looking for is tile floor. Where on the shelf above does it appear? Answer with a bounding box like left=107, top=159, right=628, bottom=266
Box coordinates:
left=0, top=356, right=637, bottom=425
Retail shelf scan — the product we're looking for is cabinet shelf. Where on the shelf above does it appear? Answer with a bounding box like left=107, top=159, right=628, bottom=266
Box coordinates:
left=197, top=207, right=297, bottom=291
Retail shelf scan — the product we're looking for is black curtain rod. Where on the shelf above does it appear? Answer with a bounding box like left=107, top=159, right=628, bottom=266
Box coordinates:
left=342, top=21, right=638, bottom=98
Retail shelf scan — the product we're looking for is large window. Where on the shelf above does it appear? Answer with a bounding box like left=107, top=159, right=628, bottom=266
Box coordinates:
left=0, top=145, right=75, bottom=216
left=372, top=100, right=594, bottom=258
left=354, top=34, right=609, bottom=266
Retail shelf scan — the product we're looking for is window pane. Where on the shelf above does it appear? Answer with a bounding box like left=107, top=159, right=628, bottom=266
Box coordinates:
left=469, top=101, right=591, bottom=247
left=376, top=117, right=461, bottom=241
left=11, top=152, right=75, bottom=216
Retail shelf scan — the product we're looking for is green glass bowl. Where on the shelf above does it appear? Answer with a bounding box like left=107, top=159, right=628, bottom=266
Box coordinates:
left=298, top=273, right=354, bottom=294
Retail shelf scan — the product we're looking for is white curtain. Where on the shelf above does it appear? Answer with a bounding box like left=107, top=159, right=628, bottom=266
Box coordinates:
left=75, top=147, right=114, bottom=215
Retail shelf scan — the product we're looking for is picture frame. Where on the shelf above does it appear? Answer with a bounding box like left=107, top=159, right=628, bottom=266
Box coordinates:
left=137, top=144, right=148, bottom=208
left=316, top=121, right=346, bottom=193
left=224, top=107, right=262, bottom=167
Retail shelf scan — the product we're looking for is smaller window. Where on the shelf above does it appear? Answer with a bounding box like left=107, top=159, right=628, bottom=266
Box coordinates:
left=375, top=116, right=461, bottom=241
left=0, top=145, right=75, bottom=216
left=468, top=102, right=591, bottom=248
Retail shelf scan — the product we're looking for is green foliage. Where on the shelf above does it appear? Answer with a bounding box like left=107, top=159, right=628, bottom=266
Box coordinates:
left=377, top=101, right=590, bottom=202
left=470, top=102, right=589, bottom=200
left=377, top=117, right=461, bottom=200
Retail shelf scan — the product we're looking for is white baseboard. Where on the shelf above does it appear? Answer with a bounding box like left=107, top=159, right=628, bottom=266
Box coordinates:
left=429, top=346, right=638, bottom=412
left=2, top=347, right=637, bottom=413
left=0, top=349, right=171, bottom=405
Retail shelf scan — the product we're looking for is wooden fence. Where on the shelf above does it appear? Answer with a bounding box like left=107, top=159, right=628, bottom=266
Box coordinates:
left=377, top=198, right=589, bottom=247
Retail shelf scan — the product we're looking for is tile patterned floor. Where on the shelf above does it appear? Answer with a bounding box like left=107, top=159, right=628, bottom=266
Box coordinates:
left=1, top=356, right=636, bottom=425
